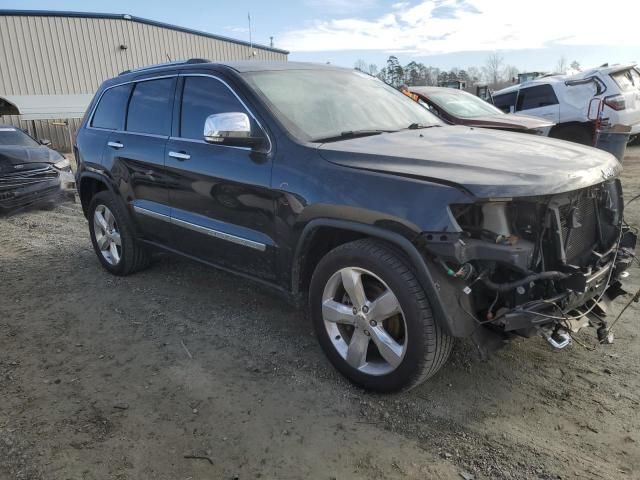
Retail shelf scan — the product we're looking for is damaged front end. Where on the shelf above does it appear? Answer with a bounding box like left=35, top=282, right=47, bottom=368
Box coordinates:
left=421, top=179, right=637, bottom=357
left=0, top=163, right=63, bottom=215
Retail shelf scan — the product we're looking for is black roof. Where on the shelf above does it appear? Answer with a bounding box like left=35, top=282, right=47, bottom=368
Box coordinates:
left=114, top=60, right=346, bottom=80
left=0, top=9, right=289, bottom=55
left=216, top=61, right=346, bottom=73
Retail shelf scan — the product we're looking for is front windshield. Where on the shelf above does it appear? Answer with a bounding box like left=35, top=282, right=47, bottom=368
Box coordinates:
left=426, top=90, right=503, bottom=118
left=243, top=69, right=441, bottom=142
left=0, top=127, right=40, bottom=147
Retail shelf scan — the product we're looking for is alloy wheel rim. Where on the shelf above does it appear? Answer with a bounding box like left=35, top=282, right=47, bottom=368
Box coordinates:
left=322, top=267, right=407, bottom=376
left=93, top=205, right=122, bottom=266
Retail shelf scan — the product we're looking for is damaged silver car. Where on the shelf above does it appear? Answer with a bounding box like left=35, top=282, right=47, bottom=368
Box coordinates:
left=0, top=125, right=75, bottom=214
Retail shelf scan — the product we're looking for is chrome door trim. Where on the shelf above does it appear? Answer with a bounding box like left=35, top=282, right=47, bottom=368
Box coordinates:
left=132, top=204, right=266, bottom=252
left=133, top=205, right=170, bottom=222
left=171, top=216, right=267, bottom=252
left=107, top=141, right=124, bottom=149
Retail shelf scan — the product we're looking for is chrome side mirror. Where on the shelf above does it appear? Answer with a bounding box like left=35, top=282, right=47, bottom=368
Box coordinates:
left=203, top=112, right=263, bottom=148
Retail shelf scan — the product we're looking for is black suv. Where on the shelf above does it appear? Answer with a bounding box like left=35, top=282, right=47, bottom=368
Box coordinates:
left=75, top=60, right=636, bottom=392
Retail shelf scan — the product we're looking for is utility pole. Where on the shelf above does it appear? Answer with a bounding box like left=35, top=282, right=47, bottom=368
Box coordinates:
left=247, top=12, right=254, bottom=59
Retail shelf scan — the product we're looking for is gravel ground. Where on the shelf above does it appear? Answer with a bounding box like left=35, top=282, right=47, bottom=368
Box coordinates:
left=1, top=148, right=639, bottom=480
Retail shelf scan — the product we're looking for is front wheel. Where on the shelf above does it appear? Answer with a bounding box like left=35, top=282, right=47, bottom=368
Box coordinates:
left=309, top=239, right=453, bottom=392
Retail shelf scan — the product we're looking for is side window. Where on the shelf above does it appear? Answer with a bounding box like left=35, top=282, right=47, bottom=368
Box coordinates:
left=91, top=84, right=132, bottom=130
left=126, top=78, right=176, bottom=136
left=492, top=92, right=516, bottom=113
left=180, top=76, right=252, bottom=140
left=516, top=85, right=558, bottom=111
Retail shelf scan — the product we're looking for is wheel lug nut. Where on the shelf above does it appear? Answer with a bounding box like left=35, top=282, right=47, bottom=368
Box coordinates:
left=362, top=306, right=369, bottom=314
left=352, top=307, right=358, bottom=315
left=364, top=330, right=370, bottom=336
left=369, top=320, right=377, bottom=327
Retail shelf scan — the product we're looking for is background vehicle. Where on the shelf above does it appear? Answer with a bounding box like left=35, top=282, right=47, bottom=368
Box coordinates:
left=492, top=64, right=640, bottom=145
left=410, top=86, right=554, bottom=135
left=0, top=125, right=74, bottom=214
left=75, top=61, right=634, bottom=393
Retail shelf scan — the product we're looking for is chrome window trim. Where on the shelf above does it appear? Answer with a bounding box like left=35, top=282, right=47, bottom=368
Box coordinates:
left=86, top=72, right=273, bottom=154
left=167, top=136, right=251, bottom=152
left=177, top=73, right=273, bottom=154
left=121, top=131, right=170, bottom=140
left=87, top=74, right=178, bottom=132
left=93, top=130, right=170, bottom=140
left=133, top=205, right=267, bottom=252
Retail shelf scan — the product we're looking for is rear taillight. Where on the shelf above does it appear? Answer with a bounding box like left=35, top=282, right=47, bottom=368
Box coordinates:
left=604, top=94, right=626, bottom=111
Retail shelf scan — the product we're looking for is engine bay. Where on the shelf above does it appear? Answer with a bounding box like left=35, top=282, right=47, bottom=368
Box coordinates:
left=424, top=179, right=637, bottom=350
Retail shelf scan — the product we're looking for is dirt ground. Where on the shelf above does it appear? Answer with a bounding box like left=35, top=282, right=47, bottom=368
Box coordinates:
left=1, top=148, right=640, bottom=480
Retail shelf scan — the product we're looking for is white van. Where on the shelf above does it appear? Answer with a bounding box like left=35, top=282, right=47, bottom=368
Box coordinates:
left=492, top=64, right=640, bottom=145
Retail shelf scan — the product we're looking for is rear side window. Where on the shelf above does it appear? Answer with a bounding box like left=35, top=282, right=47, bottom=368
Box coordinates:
left=492, top=92, right=517, bottom=113
left=180, top=76, right=250, bottom=140
left=611, top=69, right=640, bottom=92
left=91, top=84, right=132, bottom=130
left=516, top=85, right=558, bottom=111
left=126, top=78, right=176, bottom=136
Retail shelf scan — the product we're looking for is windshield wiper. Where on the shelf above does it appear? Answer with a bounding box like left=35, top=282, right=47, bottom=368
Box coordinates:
left=311, top=129, right=395, bottom=143
left=407, top=123, right=439, bottom=130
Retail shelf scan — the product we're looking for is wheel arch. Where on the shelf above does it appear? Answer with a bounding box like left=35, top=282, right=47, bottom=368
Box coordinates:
left=78, top=172, right=117, bottom=218
left=291, top=219, right=461, bottom=337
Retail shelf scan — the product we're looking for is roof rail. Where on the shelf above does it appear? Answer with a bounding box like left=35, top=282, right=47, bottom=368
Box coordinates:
left=119, top=58, right=210, bottom=75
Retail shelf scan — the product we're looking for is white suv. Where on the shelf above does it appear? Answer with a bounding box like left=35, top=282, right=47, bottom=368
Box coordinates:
left=492, top=64, right=640, bottom=145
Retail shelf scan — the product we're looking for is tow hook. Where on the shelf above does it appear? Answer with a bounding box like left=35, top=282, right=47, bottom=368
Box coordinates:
left=540, top=326, right=572, bottom=350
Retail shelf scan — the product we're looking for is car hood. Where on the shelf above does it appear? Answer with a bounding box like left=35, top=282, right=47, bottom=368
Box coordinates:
left=0, top=145, right=63, bottom=173
left=463, top=113, right=554, bottom=130
left=317, top=126, right=621, bottom=198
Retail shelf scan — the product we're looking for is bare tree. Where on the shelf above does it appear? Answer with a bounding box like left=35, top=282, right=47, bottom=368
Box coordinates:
left=354, top=59, right=368, bottom=72
left=556, top=56, right=568, bottom=74
left=503, top=65, right=519, bottom=83
left=484, top=52, right=504, bottom=86
left=570, top=60, right=581, bottom=72
left=368, top=64, right=378, bottom=76
left=466, top=66, right=481, bottom=84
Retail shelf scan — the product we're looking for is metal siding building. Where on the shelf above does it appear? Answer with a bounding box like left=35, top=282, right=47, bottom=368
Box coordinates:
left=0, top=10, right=288, bottom=150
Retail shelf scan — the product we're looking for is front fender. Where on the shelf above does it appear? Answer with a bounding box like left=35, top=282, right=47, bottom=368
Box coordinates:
left=291, top=218, right=476, bottom=338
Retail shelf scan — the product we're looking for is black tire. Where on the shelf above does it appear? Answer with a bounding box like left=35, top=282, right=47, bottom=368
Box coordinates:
left=549, top=124, right=593, bottom=146
left=309, top=239, right=453, bottom=393
left=87, top=191, right=150, bottom=276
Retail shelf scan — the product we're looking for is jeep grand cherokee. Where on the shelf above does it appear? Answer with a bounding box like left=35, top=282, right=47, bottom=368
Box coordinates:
left=75, top=60, right=636, bottom=392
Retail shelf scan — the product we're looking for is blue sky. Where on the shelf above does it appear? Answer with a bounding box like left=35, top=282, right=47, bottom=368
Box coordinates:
left=3, top=0, right=639, bottom=72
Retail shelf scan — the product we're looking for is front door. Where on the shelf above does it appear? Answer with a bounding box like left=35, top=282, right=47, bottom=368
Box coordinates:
left=166, top=74, right=277, bottom=281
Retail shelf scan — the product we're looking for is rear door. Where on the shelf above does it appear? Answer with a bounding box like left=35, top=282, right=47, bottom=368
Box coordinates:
left=103, top=76, right=177, bottom=244
left=165, top=74, right=277, bottom=281
left=80, top=84, right=132, bottom=172
left=515, top=84, right=560, bottom=122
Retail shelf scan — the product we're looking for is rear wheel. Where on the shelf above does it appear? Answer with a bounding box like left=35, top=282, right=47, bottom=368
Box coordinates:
left=309, top=239, right=453, bottom=392
left=88, top=191, right=150, bottom=275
